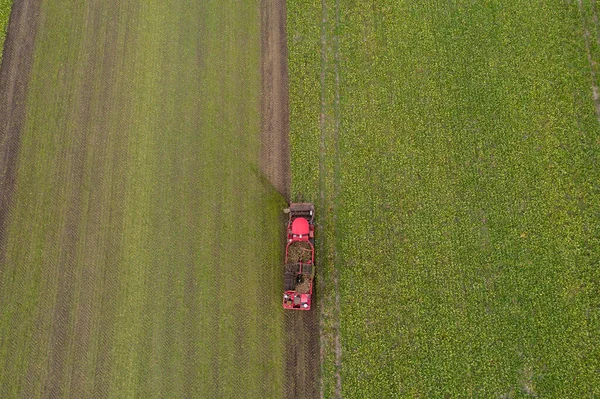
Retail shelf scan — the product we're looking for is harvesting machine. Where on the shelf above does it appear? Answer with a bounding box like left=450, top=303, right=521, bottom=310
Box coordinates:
left=282, top=203, right=315, bottom=310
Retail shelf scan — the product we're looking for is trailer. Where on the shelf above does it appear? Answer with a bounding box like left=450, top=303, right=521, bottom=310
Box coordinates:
left=282, top=203, right=315, bottom=310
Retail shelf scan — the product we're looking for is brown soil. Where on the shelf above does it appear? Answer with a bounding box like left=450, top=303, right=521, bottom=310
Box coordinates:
left=260, top=0, right=290, bottom=202
left=260, top=0, right=320, bottom=397
left=283, top=303, right=320, bottom=399
left=0, top=0, right=42, bottom=287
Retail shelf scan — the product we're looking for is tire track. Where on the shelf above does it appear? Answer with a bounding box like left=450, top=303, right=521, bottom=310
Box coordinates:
left=89, top=4, right=139, bottom=394
left=262, top=0, right=321, bottom=397
left=284, top=309, right=320, bottom=399
left=261, top=0, right=290, bottom=201
left=318, top=0, right=343, bottom=397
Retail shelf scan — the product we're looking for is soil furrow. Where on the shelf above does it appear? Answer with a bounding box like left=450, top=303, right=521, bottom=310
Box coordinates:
left=260, top=0, right=290, bottom=201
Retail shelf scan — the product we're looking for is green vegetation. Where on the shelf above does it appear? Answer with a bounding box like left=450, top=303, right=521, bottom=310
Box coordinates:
left=0, top=0, right=284, bottom=397
left=0, top=0, right=12, bottom=61
left=289, top=0, right=600, bottom=397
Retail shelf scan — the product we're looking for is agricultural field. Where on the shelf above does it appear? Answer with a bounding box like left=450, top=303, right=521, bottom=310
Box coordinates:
left=0, top=0, right=287, bottom=397
left=289, top=0, right=600, bottom=398
left=0, top=0, right=12, bottom=61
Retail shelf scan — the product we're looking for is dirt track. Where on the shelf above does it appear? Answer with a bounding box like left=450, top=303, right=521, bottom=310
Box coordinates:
left=261, top=0, right=290, bottom=202
left=283, top=308, right=320, bottom=399
left=261, top=0, right=320, bottom=397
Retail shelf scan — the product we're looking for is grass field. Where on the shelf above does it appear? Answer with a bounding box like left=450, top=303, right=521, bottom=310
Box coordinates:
left=0, top=0, right=13, bottom=61
left=289, top=0, right=600, bottom=397
left=0, top=0, right=286, bottom=397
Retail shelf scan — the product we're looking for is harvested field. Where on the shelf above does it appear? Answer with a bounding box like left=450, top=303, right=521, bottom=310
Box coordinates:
left=284, top=307, right=320, bottom=399
left=261, top=0, right=290, bottom=200
left=0, top=0, right=287, bottom=397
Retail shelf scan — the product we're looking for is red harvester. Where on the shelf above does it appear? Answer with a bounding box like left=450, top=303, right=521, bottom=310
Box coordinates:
left=282, top=203, right=315, bottom=310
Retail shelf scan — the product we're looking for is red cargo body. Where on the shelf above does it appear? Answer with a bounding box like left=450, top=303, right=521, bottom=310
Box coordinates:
left=282, top=203, right=315, bottom=310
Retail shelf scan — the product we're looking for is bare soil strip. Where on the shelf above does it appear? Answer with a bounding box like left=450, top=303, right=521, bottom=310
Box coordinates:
left=261, top=0, right=320, bottom=397
left=260, top=0, right=290, bottom=202
left=284, top=309, right=320, bottom=399
left=0, top=0, right=42, bottom=287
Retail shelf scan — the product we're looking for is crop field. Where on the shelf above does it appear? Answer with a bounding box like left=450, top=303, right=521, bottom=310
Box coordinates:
left=289, top=0, right=600, bottom=398
left=0, top=0, right=12, bottom=61
left=0, top=0, right=287, bottom=397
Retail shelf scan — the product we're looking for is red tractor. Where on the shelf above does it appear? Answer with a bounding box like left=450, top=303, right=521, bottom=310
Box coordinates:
left=282, top=203, right=315, bottom=310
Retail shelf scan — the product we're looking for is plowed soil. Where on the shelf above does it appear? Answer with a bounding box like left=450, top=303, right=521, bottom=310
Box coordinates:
left=261, top=0, right=320, bottom=397
left=283, top=307, right=320, bottom=399
left=261, top=0, right=290, bottom=202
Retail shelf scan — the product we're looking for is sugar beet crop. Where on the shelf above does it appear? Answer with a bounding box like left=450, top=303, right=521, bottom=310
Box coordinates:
left=289, top=0, right=600, bottom=397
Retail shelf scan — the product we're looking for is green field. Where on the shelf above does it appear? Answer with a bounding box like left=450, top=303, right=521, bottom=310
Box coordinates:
left=0, top=0, right=285, bottom=397
left=289, top=0, right=600, bottom=397
left=0, top=0, right=12, bottom=61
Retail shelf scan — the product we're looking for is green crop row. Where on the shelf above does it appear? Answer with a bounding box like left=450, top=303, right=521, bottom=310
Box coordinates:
left=289, top=0, right=600, bottom=397
left=0, top=0, right=12, bottom=61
